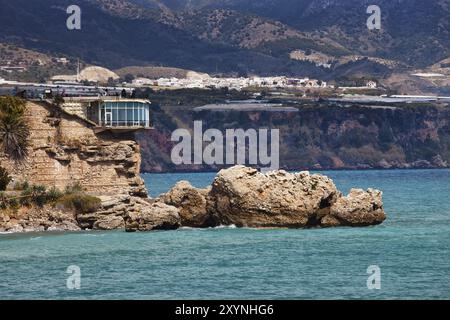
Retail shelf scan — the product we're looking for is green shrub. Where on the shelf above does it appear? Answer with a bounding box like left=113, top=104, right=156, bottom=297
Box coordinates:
left=32, top=185, right=47, bottom=207
left=8, top=197, right=19, bottom=209
left=20, top=187, right=33, bottom=206
left=0, top=166, right=11, bottom=191
left=46, top=187, right=64, bottom=202
left=13, top=181, right=29, bottom=191
left=64, top=182, right=83, bottom=195
left=20, top=184, right=47, bottom=207
left=56, top=194, right=101, bottom=213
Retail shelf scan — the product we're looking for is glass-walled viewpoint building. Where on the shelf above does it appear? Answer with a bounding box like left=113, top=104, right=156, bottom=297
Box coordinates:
left=89, top=99, right=151, bottom=128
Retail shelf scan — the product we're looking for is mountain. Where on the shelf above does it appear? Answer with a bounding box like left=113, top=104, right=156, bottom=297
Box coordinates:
left=0, top=0, right=449, bottom=84
left=0, top=0, right=332, bottom=76
left=132, top=0, right=450, bottom=68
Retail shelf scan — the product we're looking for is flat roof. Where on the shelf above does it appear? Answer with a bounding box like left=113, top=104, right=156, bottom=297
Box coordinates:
left=194, top=103, right=298, bottom=112
left=63, top=97, right=151, bottom=104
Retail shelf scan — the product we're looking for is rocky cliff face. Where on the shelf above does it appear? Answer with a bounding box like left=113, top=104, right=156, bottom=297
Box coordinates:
left=138, top=103, right=450, bottom=172
left=0, top=101, right=149, bottom=233
left=0, top=101, right=147, bottom=197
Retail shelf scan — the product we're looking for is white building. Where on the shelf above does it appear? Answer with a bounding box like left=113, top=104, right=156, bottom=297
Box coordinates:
left=151, top=75, right=328, bottom=91
left=132, top=77, right=154, bottom=86
left=366, top=81, right=377, bottom=89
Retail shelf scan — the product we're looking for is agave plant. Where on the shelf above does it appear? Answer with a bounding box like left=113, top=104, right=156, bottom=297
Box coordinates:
left=0, top=97, right=30, bottom=162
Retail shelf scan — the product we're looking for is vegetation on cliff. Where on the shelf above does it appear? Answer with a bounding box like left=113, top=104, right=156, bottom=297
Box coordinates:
left=0, top=96, right=29, bottom=162
left=0, top=180, right=101, bottom=213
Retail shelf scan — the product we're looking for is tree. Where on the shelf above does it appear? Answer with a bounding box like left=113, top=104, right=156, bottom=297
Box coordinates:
left=107, top=77, right=117, bottom=87
left=122, top=74, right=135, bottom=84
left=53, top=94, right=65, bottom=107
left=0, top=96, right=30, bottom=162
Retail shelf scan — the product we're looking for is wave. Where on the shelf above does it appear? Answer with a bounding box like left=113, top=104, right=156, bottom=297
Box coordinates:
left=179, top=224, right=239, bottom=231
left=214, top=224, right=237, bottom=229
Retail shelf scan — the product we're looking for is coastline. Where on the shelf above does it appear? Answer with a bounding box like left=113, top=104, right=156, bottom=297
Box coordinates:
left=1, top=166, right=388, bottom=234
left=141, top=166, right=450, bottom=175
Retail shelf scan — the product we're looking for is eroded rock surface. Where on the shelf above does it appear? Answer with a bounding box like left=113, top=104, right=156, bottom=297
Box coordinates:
left=154, top=166, right=387, bottom=230
left=325, top=188, right=386, bottom=227
left=160, top=181, right=212, bottom=227
left=125, top=201, right=181, bottom=232
left=206, top=166, right=341, bottom=228
left=0, top=207, right=80, bottom=233
left=0, top=101, right=147, bottom=197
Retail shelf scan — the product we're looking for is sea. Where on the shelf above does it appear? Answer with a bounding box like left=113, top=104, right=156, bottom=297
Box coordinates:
left=1, top=169, right=449, bottom=300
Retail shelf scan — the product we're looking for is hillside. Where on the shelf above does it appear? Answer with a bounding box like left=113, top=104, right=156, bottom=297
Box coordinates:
left=0, top=0, right=449, bottom=85
left=0, top=0, right=328, bottom=77
left=129, top=0, right=450, bottom=66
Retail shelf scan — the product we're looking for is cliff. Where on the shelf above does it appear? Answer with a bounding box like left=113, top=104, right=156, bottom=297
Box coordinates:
left=1, top=101, right=147, bottom=197
left=138, top=102, right=450, bottom=172
left=0, top=100, right=149, bottom=232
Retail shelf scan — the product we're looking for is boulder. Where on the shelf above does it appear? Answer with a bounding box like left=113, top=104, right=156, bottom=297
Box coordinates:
left=0, top=208, right=81, bottom=233
left=125, top=202, right=181, bottom=232
left=206, top=166, right=341, bottom=228
left=93, top=215, right=125, bottom=230
left=160, top=181, right=212, bottom=227
left=324, top=188, right=386, bottom=227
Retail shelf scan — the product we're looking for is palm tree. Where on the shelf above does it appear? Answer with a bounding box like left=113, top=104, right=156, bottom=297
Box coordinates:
left=0, top=97, right=30, bottom=162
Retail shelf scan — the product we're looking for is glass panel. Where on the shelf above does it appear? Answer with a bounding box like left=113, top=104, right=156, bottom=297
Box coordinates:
left=101, top=108, right=105, bottom=126
left=119, top=109, right=126, bottom=126
left=134, top=108, right=139, bottom=125
left=145, top=105, right=149, bottom=122
left=112, top=108, right=118, bottom=126
left=140, top=107, right=145, bottom=126
left=127, top=109, right=134, bottom=125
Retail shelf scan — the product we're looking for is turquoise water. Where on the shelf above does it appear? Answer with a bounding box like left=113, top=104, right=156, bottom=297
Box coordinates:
left=1, top=169, right=450, bottom=299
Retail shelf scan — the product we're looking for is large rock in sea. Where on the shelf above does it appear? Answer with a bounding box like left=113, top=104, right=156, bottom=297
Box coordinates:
left=82, top=166, right=386, bottom=233
left=322, top=188, right=386, bottom=227
left=125, top=201, right=181, bottom=232
left=206, top=166, right=342, bottom=228
left=160, top=181, right=212, bottom=228
left=201, top=165, right=387, bottom=228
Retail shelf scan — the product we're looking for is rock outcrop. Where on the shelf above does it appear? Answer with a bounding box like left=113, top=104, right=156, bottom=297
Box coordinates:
left=206, top=166, right=341, bottom=228
left=0, top=101, right=147, bottom=197
left=0, top=100, right=153, bottom=233
left=125, top=201, right=181, bottom=232
left=159, top=181, right=212, bottom=227
left=0, top=207, right=80, bottom=233
left=325, top=188, right=386, bottom=227
left=155, top=166, right=387, bottom=230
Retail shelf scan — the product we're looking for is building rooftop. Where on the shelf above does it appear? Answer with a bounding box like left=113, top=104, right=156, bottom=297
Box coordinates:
left=194, top=103, right=298, bottom=112
left=63, top=96, right=151, bottom=104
